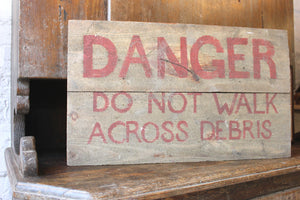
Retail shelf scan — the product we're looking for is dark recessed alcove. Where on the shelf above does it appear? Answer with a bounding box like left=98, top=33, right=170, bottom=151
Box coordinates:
left=25, top=79, right=67, bottom=154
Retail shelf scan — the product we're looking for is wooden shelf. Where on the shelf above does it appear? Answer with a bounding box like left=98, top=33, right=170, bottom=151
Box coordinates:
left=5, top=141, right=300, bottom=199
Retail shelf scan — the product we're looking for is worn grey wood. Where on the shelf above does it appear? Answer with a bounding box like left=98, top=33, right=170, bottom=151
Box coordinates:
left=67, top=21, right=291, bottom=166
left=16, top=96, right=29, bottom=114
left=67, top=92, right=291, bottom=165
left=19, top=136, right=38, bottom=176
left=68, top=20, right=290, bottom=93
left=11, top=0, right=21, bottom=155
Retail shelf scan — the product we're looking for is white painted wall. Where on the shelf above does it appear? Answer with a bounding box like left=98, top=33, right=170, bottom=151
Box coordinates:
left=0, top=0, right=12, bottom=199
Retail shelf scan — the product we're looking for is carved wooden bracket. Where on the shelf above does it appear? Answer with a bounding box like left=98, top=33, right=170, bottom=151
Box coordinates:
left=19, top=136, right=38, bottom=177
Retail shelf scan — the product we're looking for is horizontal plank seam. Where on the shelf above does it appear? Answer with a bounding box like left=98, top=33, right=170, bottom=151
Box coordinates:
left=67, top=91, right=290, bottom=94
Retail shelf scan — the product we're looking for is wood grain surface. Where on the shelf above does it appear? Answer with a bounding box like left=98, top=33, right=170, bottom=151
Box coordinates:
left=15, top=0, right=294, bottom=80
left=111, top=0, right=294, bottom=68
left=18, top=0, right=107, bottom=78
left=67, top=20, right=291, bottom=166
left=67, top=20, right=290, bottom=93
left=6, top=142, right=300, bottom=199
left=67, top=92, right=291, bottom=165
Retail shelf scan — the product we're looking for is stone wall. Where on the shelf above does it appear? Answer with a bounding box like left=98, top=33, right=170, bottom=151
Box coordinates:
left=0, top=0, right=12, bottom=199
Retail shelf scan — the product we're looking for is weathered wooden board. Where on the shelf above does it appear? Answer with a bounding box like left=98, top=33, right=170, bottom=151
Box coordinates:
left=67, top=20, right=290, bottom=93
left=67, top=92, right=291, bottom=165
left=67, top=21, right=291, bottom=166
left=18, top=0, right=107, bottom=79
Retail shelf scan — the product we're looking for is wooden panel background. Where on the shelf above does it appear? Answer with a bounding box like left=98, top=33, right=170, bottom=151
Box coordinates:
left=17, top=0, right=294, bottom=79
left=111, top=0, right=294, bottom=72
left=18, top=0, right=107, bottom=78
left=111, top=0, right=263, bottom=26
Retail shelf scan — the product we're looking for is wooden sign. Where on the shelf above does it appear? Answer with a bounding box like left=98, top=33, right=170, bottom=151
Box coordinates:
left=67, top=20, right=291, bottom=166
